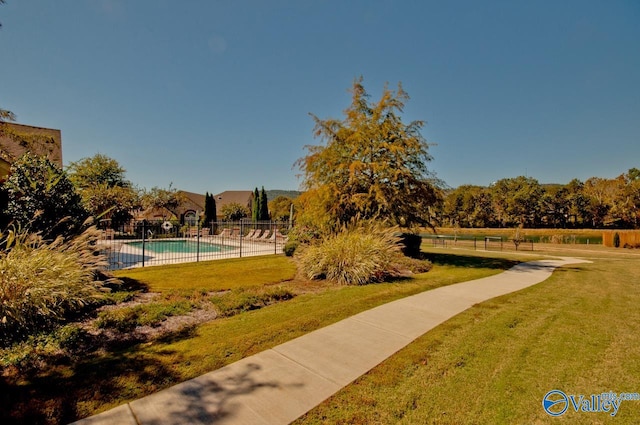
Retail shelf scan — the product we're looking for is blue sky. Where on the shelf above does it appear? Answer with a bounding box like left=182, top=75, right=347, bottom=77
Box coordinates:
left=1, top=0, right=638, bottom=194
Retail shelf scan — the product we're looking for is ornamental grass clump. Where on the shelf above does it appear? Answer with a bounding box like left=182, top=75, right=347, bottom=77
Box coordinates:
left=0, top=225, right=112, bottom=344
left=299, top=227, right=403, bottom=285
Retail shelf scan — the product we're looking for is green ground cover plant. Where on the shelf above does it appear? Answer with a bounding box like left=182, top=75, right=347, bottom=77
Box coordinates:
left=95, top=298, right=195, bottom=332
left=294, top=247, right=640, bottom=425
left=0, top=252, right=508, bottom=424
left=209, top=286, right=295, bottom=317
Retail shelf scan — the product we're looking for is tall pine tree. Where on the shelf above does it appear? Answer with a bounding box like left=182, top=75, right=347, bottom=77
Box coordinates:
left=252, top=187, right=260, bottom=221
left=203, top=192, right=217, bottom=226
left=259, top=186, right=269, bottom=220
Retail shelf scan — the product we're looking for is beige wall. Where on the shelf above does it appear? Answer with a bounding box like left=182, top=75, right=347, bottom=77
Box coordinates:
left=0, top=122, right=63, bottom=167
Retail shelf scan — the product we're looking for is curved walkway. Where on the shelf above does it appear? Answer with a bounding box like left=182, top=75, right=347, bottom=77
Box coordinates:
left=71, top=257, right=590, bottom=425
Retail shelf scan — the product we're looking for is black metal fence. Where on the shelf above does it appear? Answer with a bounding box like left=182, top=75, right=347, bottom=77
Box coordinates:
left=98, top=220, right=291, bottom=270
left=422, top=234, right=535, bottom=251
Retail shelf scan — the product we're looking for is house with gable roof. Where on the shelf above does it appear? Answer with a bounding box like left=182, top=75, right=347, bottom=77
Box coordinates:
left=136, top=190, right=255, bottom=223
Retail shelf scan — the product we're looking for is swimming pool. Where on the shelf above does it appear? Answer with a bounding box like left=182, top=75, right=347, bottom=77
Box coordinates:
left=127, top=240, right=233, bottom=254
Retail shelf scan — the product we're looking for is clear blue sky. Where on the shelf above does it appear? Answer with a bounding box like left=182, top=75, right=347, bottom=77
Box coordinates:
left=1, top=0, right=638, bottom=194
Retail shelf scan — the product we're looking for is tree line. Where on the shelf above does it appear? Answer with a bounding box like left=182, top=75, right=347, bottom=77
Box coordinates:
left=436, top=172, right=640, bottom=229
left=0, top=151, right=287, bottom=239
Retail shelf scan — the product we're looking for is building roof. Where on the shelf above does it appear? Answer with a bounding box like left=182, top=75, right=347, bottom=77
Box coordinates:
left=179, top=191, right=206, bottom=210
left=0, top=122, right=62, bottom=167
left=213, top=191, right=254, bottom=209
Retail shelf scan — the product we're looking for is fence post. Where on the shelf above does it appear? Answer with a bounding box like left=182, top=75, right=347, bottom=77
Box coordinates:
left=197, top=221, right=201, bottom=263
left=142, top=220, right=146, bottom=268
left=239, top=220, right=243, bottom=258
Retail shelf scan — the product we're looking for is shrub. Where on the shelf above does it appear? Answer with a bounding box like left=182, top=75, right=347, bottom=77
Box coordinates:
left=55, top=324, right=91, bottom=351
left=298, top=227, right=402, bottom=285
left=283, top=240, right=298, bottom=257
left=283, top=226, right=322, bottom=257
left=399, top=232, right=423, bottom=258
left=0, top=324, right=91, bottom=370
left=0, top=225, right=111, bottom=344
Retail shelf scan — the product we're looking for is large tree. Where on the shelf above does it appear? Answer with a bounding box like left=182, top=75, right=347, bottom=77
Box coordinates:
left=3, top=153, right=88, bottom=239
left=490, top=176, right=543, bottom=227
left=269, top=195, right=293, bottom=222
left=68, top=154, right=138, bottom=228
left=140, top=184, right=184, bottom=220
left=296, top=77, right=441, bottom=229
left=582, top=177, right=617, bottom=227
left=220, top=202, right=249, bottom=221
left=442, top=185, right=494, bottom=228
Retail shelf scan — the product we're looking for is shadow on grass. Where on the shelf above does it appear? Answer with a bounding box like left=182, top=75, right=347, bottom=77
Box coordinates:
left=110, top=276, right=150, bottom=293
left=0, top=276, right=192, bottom=425
left=1, top=331, right=190, bottom=425
left=423, top=252, right=520, bottom=270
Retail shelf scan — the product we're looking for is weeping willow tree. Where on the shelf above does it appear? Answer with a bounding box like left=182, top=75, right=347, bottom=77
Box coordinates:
left=296, top=77, right=442, bottom=230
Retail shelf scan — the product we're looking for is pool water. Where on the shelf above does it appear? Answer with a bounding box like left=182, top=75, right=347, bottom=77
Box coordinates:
left=127, top=240, right=232, bottom=254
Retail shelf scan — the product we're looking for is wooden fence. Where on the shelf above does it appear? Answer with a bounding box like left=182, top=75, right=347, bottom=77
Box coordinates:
left=602, top=230, right=640, bottom=248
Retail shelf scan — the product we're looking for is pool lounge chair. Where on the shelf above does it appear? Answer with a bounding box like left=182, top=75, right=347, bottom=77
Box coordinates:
left=268, top=228, right=288, bottom=243
left=244, top=229, right=257, bottom=239
left=217, top=228, right=232, bottom=238
left=257, top=229, right=271, bottom=241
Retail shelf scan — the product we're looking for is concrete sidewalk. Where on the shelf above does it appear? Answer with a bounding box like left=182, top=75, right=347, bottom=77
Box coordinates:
left=71, top=257, right=589, bottom=425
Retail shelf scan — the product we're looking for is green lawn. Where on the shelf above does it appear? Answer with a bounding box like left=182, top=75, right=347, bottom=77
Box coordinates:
left=1, top=253, right=517, bottom=425
left=113, top=255, right=298, bottom=293
left=6, top=246, right=638, bottom=424
left=294, top=247, right=640, bottom=424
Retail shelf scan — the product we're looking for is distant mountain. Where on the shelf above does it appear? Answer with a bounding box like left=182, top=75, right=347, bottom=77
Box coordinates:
left=266, top=190, right=303, bottom=200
